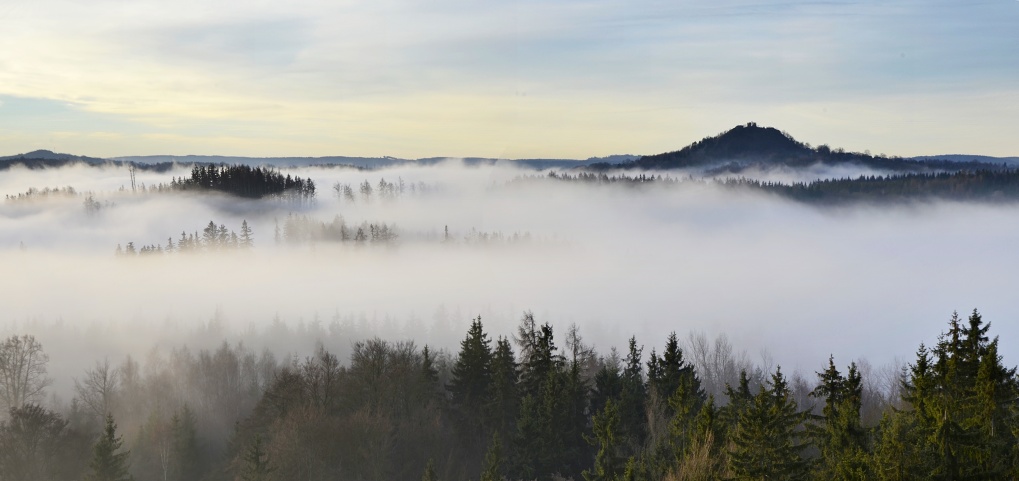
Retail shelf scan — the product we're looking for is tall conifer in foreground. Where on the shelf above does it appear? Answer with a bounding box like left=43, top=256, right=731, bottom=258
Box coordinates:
left=85, top=414, right=132, bottom=481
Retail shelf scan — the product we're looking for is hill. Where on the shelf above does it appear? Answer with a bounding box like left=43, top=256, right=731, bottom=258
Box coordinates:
left=599, top=123, right=1004, bottom=174
left=0, top=149, right=111, bottom=170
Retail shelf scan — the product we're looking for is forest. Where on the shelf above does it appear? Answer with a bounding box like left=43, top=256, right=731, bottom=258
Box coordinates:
left=520, top=169, right=1019, bottom=205
left=0, top=309, right=1015, bottom=481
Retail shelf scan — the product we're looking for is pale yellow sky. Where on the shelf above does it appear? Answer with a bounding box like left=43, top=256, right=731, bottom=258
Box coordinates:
left=0, top=0, right=1016, bottom=159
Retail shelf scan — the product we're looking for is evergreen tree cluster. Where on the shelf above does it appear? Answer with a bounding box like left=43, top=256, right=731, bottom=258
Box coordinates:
left=274, top=213, right=398, bottom=245
left=169, top=165, right=316, bottom=201
left=116, top=220, right=254, bottom=256
left=332, top=177, right=436, bottom=203
left=521, top=168, right=1019, bottom=204
left=722, top=169, right=1019, bottom=204
left=2, top=309, right=1018, bottom=480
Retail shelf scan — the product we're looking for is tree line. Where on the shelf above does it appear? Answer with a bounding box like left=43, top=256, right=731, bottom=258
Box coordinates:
left=0, top=309, right=1016, bottom=480
left=167, top=165, right=316, bottom=201
left=116, top=220, right=254, bottom=255
left=332, top=177, right=437, bottom=203
left=521, top=168, right=1019, bottom=204
left=721, top=169, right=1019, bottom=204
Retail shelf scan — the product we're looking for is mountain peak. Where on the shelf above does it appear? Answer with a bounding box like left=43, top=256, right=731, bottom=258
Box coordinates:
left=712, top=122, right=803, bottom=153
left=629, top=123, right=814, bottom=169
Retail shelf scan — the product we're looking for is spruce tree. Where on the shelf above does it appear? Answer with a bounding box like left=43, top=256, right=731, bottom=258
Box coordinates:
left=884, top=310, right=1019, bottom=480
left=584, top=399, right=624, bottom=481
left=480, top=434, right=504, bottom=481
left=170, top=405, right=200, bottom=481
left=719, top=370, right=753, bottom=433
left=85, top=414, right=132, bottom=481
left=514, top=368, right=568, bottom=481
left=618, top=336, right=647, bottom=453
left=728, top=367, right=808, bottom=480
left=420, top=345, right=440, bottom=398
left=487, top=337, right=520, bottom=444
left=518, top=322, right=561, bottom=399
left=447, top=316, right=493, bottom=444
left=240, top=434, right=273, bottom=481
left=809, top=357, right=870, bottom=480
left=591, top=357, right=622, bottom=419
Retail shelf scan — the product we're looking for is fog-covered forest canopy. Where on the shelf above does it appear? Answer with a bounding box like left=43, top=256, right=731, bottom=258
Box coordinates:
left=4, top=125, right=1019, bottom=480
left=0, top=309, right=1015, bottom=480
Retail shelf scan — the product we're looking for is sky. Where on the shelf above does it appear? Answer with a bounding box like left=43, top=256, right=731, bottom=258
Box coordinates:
left=0, top=0, right=1016, bottom=159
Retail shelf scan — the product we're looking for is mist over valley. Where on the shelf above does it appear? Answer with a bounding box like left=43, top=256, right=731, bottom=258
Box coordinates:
left=3, top=124, right=1019, bottom=480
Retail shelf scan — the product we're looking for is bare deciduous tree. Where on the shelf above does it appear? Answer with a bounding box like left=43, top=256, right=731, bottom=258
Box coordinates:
left=0, top=335, right=51, bottom=413
left=74, top=359, right=120, bottom=420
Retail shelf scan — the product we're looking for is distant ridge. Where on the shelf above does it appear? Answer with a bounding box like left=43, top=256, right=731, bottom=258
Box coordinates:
left=112, top=154, right=639, bottom=170
left=597, top=123, right=1006, bottom=174
left=1, top=149, right=105, bottom=162
left=0, top=149, right=114, bottom=170
left=912, top=154, right=1019, bottom=167
left=4, top=126, right=1014, bottom=173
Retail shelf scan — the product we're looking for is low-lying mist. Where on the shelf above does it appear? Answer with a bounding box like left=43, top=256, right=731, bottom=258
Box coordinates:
left=3, top=160, right=1019, bottom=397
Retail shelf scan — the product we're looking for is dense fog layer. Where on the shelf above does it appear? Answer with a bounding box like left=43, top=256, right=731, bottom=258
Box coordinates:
left=3, top=161, right=1018, bottom=396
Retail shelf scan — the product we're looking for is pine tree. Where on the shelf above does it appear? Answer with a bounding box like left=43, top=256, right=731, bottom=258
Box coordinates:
left=447, top=316, right=494, bottom=444
left=620, top=456, right=651, bottom=481
left=648, top=333, right=703, bottom=413
left=883, top=310, right=1019, bottom=480
left=240, top=220, right=254, bottom=248
left=240, top=434, right=273, bottom=481
left=672, top=395, right=725, bottom=479
left=512, top=323, right=570, bottom=481
left=85, top=414, right=132, bottom=481
left=170, top=405, right=200, bottom=481
left=217, top=223, right=229, bottom=245
left=728, top=367, right=808, bottom=481
left=202, top=221, right=217, bottom=248
left=584, top=399, right=625, bottom=481
left=719, top=370, right=753, bottom=433
left=809, top=357, right=870, bottom=480
left=591, top=357, right=622, bottom=420
left=666, top=371, right=706, bottom=461
left=480, top=434, right=504, bottom=481
left=513, top=368, right=569, bottom=481
left=487, top=337, right=520, bottom=444
left=618, top=336, right=647, bottom=453
left=874, top=344, right=935, bottom=480
left=421, top=345, right=439, bottom=394
left=562, top=347, right=593, bottom=479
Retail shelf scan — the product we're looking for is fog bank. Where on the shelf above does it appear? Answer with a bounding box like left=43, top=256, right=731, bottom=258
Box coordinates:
left=3, top=161, right=1019, bottom=390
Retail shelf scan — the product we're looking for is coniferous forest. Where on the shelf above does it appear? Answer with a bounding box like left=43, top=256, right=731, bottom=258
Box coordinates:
left=0, top=309, right=1016, bottom=481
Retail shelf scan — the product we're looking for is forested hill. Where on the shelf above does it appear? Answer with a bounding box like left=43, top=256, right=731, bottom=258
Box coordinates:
left=0, top=150, right=176, bottom=172
left=600, top=123, right=1006, bottom=173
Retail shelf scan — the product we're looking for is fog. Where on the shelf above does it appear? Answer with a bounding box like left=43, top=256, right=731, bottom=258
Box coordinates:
left=3, top=161, right=1018, bottom=397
